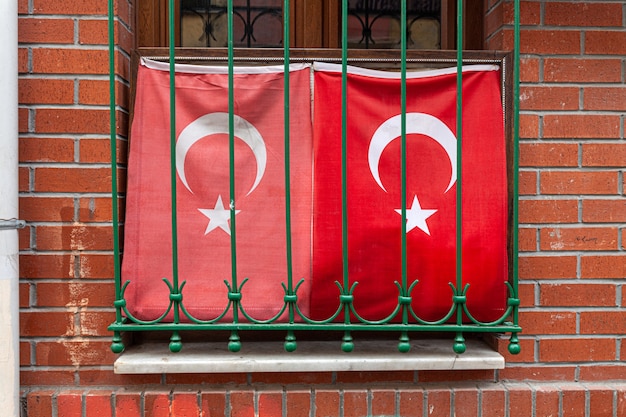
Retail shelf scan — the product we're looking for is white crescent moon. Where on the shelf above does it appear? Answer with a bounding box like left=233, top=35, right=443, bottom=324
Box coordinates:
left=176, top=112, right=267, bottom=196
left=368, top=113, right=457, bottom=193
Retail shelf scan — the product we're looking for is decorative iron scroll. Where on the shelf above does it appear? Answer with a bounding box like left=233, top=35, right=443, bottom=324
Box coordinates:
left=181, top=0, right=282, bottom=47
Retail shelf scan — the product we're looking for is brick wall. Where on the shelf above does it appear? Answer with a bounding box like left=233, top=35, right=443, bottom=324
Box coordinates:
left=18, top=0, right=626, bottom=416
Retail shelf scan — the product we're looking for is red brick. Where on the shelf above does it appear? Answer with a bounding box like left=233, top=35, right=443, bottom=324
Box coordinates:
left=519, top=143, right=578, bottom=167
left=35, top=108, right=110, bottom=134
left=518, top=227, right=536, bottom=252
left=371, top=389, right=395, bottom=417
left=18, top=48, right=29, bottom=74
left=26, top=390, right=55, bottom=417
left=20, top=253, right=74, bottom=279
left=584, top=87, right=626, bottom=111
left=36, top=282, right=114, bottom=307
left=518, top=255, right=577, bottom=280
left=544, top=58, right=622, bottom=83
left=336, top=370, right=413, bottom=384
left=562, top=385, right=586, bottom=417
left=545, top=2, right=623, bottom=27
left=585, top=31, right=626, bottom=55
left=580, top=312, right=626, bottom=335
left=165, top=373, right=247, bottom=385
left=314, top=390, right=339, bottom=417
left=539, top=338, right=616, bottom=362
left=79, top=79, right=129, bottom=106
left=18, top=18, right=74, bottom=44
left=496, top=338, right=535, bottom=364
left=81, top=19, right=133, bottom=51
left=20, top=341, right=31, bottom=365
left=32, top=48, right=109, bottom=75
left=79, top=311, right=116, bottom=336
left=343, top=390, right=368, bottom=417
left=201, top=391, right=227, bottom=417
left=19, top=107, right=29, bottom=133
left=519, top=57, right=540, bottom=83
left=172, top=392, right=200, bottom=417
left=20, top=283, right=30, bottom=308
left=78, top=254, right=116, bottom=279
left=19, top=226, right=31, bottom=250
left=19, top=137, right=75, bottom=162
left=582, top=144, right=626, bottom=167
left=582, top=199, right=626, bottom=223
left=543, top=114, right=620, bottom=139
left=519, top=30, right=581, bottom=55
left=36, top=225, right=115, bottom=251
left=77, top=370, right=161, bottom=386
left=535, top=385, right=561, bottom=415
left=250, top=372, right=332, bottom=385
left=138, top=389, right=171, bottom=415
left=499, top=366, right=577, bottom=381
left=540, top=227, right=618, bottom=251
left=540, top=171, right=618, bottom=195
left=518, top=311, right=576, bottom=335
left=258, top=391, right=282, bottom=417
left=398, top=389, right=424, bottom=417
left=20, top=196, right=74, bottom=222
left=34, top=167, right=113, bottom=193
left=518, top=283, right=535, bottom=308
left=21, top=370, right=76, bottom=386
left=580, top=365, right=626, bottom=382
left=285, top=390, right=310, bottom=417
left=581, top=255, right=626, bottom=279
left=481, top=386, right=505, bottom=417
left=419, top=369, right=495, bottom=383
left=540, top=283, right=616, bottom=307
left=79, top=138, right=127, bottom=163
left=32, top=0, right=108, bottom=14
left=588, top=385, right=615, bottom=417
left=56, top=391, right=83, bottom=417
left=520, top=86, right=579, bottom=111
left=518, top=171, right=537, bottom=195
left=20, top=311, right=75, bottom=337
left=36, top=340, right=117, bottom=366
left=426, top=387, right=451, bottom=417
left=18, top=0, right=28, bottom=13
left=519, top=114, right=539, bottom=139
left=85, top=391, right=113, bottom=417
left=231, top=390, right=255, bottom=417
left=19, top=78, right=74, bottom=104
left=507, top=384, right=533, bottom=417
left=453, top=387, right=478, bottom=417
left=115, top=392, right=142, bottom=417
left=519, top=199, right=578, bottom=223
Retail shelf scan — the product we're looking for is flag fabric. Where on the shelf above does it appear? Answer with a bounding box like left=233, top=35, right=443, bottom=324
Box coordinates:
left=310, top=63, right=508, bottom=323
left=123, top=59, right=313, bottom=321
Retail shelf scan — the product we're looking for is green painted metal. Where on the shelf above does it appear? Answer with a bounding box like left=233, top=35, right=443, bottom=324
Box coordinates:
left=108, top=0, right=522, bottom=355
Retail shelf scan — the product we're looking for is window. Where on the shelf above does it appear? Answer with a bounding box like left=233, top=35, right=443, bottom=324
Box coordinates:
left=108, top=1, right=522, bottom=368
left=136, top=0, right=485, bottom=49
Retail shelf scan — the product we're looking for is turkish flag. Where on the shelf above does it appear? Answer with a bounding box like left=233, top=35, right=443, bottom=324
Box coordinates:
left=123, top=59, right=313, bottom=321
left=311, top=63, right=508, bottom=322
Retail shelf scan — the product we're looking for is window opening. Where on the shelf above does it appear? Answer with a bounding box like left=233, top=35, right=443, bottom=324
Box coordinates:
left=108, top=0, right=522, bottom=356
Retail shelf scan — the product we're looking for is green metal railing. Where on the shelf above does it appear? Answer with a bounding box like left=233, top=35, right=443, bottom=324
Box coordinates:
left=108, top=0, right=522, bottom=355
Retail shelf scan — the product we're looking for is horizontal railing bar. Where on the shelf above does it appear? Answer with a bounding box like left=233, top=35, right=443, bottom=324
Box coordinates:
left=109, top=323, right=522, bottom=333
left=143, top=55, right=502, bottom=65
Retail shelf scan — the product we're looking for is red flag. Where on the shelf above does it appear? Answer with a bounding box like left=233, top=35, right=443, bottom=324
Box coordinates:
left=311, top=63, right=508, bottom=322
left=123, top=59, right=313, bottom=321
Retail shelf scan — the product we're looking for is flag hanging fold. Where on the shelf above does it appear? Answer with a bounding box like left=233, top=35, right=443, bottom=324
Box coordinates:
left=123, top=59, right=313, bottom=321
left=311, top=63, right=508, bottom=322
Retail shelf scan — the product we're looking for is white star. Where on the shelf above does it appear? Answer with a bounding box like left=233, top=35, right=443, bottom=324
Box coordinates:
left=198, top=195, right=240, bottom=236
left=395, top=195, right=437, bottom=236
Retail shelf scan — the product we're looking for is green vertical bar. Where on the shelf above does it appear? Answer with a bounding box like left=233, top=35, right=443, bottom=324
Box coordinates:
left=454, top=0, right=466, bottom=354
left=108, top=0, right=124, bottom=354
left=283, top=0, right=294, bottom=303
left=226, top=0, right=242, bottom=353
left=399, top=0, right=408, bottom=310
left=512, top=0, right=521, bottom=329
left=340, top=0, right=353, bottom=353
left=167, top=0, right=183, bottom=353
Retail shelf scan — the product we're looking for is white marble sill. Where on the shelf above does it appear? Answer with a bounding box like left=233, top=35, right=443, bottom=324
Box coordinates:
left=114, top=338, right=504, bottom=374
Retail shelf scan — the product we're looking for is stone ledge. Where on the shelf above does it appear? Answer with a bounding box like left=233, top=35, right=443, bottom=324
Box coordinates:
left=114, top=338, right=504, bottom=374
